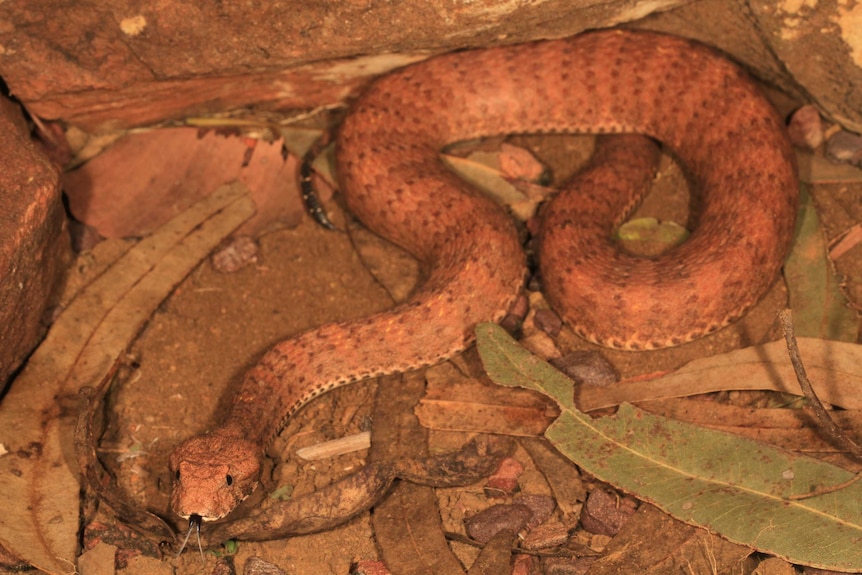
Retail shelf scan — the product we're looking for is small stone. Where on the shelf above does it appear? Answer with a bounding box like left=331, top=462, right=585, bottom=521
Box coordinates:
left=212, top=557, right=235, bottom=575
left=534, top=308, right=562, bottom=337
left=787, top=105, right=824, bottom=149
left=465, top=503, right=533, bottom=544
left=500, top=293, right=529, bottom=334
left=512, top=554, right=540, bottom=575
left=550, top=351, right=618, bottom=387
left=579, top=489, right=638, bottom=536
left=244, top=556, right=287, bottom=575
left=76, top=542, right=116, bottom=575
left=516, top=493, right=556, bottom=529
left=520, top=331, right=562, bottom=361
left=522, top=521, right=570, bottom=550
left=350, top=560, right=392, bottom=575
left=499, top=143, right=546, bottom=182
left=485, top=456, right=525, bottom=497
left=826, top=130, right=862, bottom=168
left=212, top=235, right=258, bottom=273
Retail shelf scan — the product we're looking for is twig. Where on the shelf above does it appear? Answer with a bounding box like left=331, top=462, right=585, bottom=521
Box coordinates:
left=778, top=309, right=862, bottom=499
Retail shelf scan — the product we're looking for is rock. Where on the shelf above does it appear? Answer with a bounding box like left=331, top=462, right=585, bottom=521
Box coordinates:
left=826, top=130, right=862, bottom=168
left=788, top=105, right=824, bottom=149
left=579, top=489, right=638, bottom=537
left=0, top=97, right=70, bottom=388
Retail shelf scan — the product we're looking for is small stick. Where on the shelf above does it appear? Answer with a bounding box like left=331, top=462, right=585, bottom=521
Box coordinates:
left=778, top=310, right=862, bottom=456
left=778, top=309, right=862, bottom=499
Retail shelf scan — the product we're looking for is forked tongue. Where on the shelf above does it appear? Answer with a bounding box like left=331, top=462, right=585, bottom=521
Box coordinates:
left=176, top=514, right=204, bottom=562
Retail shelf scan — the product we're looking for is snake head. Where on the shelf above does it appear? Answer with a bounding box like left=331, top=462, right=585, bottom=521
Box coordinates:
left=169, top=433, right=262, bottom=521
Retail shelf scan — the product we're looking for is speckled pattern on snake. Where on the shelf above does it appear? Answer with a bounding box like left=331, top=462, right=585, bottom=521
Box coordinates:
left=169, top=30, right=798, bottom=523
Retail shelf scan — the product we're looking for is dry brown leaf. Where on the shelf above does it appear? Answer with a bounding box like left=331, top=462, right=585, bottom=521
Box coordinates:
left=520, top=438, right=586, bottom=518
left=236, top=139, right=305, bottom=236
left=796, top=149, right=862, bottom=185
left=636, top=398, right=862, bottom=465
left=441, top=153, right=529, bottom=206
left=0, top=185, right=254, bottom=574
left=830, top=224, right=862, bottom=260
left=63, top=128, right=253, bottom=237
left=586, top=505, right=752, bottom=575
left=370, top=372, right=466, bottom=575
left=417, top=362, right=558, bottom=436
left=577, top=338, right=862, bottom=412
left=465, top=528, right=516, bottom=575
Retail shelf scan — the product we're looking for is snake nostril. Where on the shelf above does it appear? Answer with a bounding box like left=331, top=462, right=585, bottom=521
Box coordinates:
left=225, top=474, right=233, bottom=486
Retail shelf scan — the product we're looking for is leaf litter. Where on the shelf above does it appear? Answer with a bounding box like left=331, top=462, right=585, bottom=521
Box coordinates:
left=477, top=322, right=862, bottom=572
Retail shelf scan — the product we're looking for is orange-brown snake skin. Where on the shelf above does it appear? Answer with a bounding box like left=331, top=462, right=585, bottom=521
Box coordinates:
left=169, top=30, right=798, bottom=522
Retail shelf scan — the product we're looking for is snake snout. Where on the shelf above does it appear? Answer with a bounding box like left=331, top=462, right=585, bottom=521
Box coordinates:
left=169, top=433, right=262, bottom=520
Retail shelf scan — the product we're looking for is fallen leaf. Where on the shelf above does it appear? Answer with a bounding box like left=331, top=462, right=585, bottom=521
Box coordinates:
left=636, top=398, right=862, bottom=465
left=235, top=140, right=305, bottom=236
left=442, top=153, right=529, bottom=207
left=520, top=438, right=586, bottom=518
left=829, top=224, right=862, bottom=260
left=280, top=127, right=324, bottom=159
left=465, top=528, right=516, bottom=575
left=796, top=150, right=862, bottom=185
left=615, top=216, right=689, bottom=256
left=63, top=128, right=252, bottom=237
left=370, top=371, right=468, bottom=575
left=784, top=187, right=857, bottom=341
left=477, top=323, right=862, bottom=572
left=416, top=362, right=558, bottom=436
left=576, top=337, right=862, bottom=412
left=586, top=505, right=751, bottom=575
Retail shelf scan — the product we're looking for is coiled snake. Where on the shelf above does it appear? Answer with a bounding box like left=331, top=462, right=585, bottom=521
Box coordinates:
left=169, top=29, right=798, bottom=525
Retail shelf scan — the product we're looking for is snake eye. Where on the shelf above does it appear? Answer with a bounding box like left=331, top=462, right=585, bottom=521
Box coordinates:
left=226, top=474, right=233, bottom=486
left=175, top=470, right=181, bottom=481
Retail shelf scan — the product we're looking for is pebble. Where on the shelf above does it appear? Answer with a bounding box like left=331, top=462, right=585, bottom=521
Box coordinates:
left=244, top=556, right=287, bottom=575
left=578, top=489, right=638, bottom=536
left=350, top=560, right=392, bottom=575
left=787, top=105, right=824, bottom=149
left=826, top=130, right=862, bottom=168
left=485, top=456, right=525, bottom=497
left=533, top=308, right=563, bottom=337
left=550, top=351, right=618, bottom=387
left=465, top=503, right=534, bottom=544
left=211, top=235, right=258, bottom=273
left=517, top=493, right=556, bottom=529
left=522, top=521, right=571, bottom=550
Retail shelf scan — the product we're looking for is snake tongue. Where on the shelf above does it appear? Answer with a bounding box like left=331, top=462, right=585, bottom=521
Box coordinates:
left=176, top=514, right=205, bottom=562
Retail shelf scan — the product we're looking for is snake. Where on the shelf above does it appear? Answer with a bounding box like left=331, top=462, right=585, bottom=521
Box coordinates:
left=168, top=29, right=798, bottom=525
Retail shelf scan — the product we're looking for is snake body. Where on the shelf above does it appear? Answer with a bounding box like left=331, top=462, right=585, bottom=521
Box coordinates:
left=169, top=30, right=798, bottom=522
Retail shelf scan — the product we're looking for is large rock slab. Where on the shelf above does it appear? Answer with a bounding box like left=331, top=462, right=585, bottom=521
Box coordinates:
left=0, top=1, right=695, bottom=130
left=0, top=98, right=70, bottom=388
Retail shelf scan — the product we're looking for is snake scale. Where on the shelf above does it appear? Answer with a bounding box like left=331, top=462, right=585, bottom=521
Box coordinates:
left=169, top=29, right=798, bottom=523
